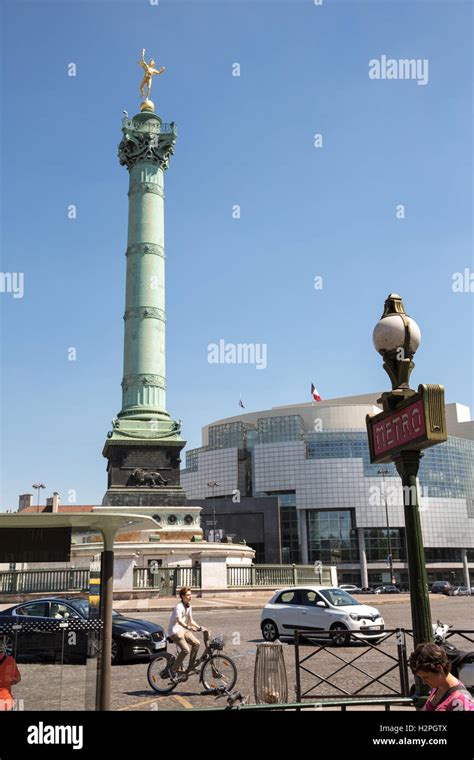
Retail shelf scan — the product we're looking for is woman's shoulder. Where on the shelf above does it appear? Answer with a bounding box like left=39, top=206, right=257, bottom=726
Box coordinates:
left=439, top=683, right=474, bottom=711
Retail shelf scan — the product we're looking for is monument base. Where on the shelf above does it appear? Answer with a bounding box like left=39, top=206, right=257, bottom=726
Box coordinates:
left=102, top=487, right=187, bottom=507
left=102, top=437, right=187, bottom=507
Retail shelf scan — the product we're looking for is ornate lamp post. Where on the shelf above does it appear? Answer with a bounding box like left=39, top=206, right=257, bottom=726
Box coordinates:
left=367, top=294, right=447, bottom=650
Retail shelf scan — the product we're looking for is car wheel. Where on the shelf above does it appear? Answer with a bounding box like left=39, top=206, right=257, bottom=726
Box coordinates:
left=330, top=624, right=350, bottom=646
left=261, top=620, right=279, bottom=642
left=111, top=637, right=122, bottom=665
left=3, top=636, right=14, bottom=657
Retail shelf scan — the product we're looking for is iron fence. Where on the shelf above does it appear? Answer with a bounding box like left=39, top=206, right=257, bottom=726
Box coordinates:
left=294, top=628, right=411, bottom=703
left=227, top=564, right=333, bottom=588
left=0, top=569, right=89, bottom=595
left=133, top=565, right=201, bottom=595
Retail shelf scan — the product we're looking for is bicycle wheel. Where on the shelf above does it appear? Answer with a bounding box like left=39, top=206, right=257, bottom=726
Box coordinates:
left=147, top=653, right=178, bottom=694
left=201, top=653, right=237, bottom=692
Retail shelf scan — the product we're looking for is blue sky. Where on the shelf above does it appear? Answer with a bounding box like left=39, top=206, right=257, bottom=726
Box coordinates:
left=1, top=0, right=472, bottom=509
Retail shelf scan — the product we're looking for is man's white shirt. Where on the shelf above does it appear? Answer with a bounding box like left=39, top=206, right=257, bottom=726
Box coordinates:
left=168, top=602, right=192, bottom=637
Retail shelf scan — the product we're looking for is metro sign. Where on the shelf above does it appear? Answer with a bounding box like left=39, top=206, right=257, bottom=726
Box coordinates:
left=366, top=384, right=447, bottom=464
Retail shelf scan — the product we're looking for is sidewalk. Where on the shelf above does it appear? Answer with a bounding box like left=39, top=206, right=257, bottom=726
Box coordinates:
left=113, top=592, right=273, bottom=613
left=113, top=592, right=415, bottom=614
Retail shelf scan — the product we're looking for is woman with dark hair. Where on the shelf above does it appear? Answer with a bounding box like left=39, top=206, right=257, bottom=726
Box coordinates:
left=409, top=642, right=474, bottom=711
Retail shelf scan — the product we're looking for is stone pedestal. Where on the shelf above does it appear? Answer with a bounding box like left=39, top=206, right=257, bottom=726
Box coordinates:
left=102, top=440, right=186, bottom=506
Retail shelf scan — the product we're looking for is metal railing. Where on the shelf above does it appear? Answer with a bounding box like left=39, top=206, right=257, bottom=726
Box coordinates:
left=0, top=569, right=89, bottom=595
left=121, top=116, right=177, bottom=135
left=227, top=564, right=333, bottom=588
left=133, top=565, right=201, bottom=595
left=294, top=628, right=411, bottom=703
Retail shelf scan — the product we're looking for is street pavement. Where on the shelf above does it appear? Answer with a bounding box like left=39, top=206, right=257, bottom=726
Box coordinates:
left=9, top=595, right=473, bottom=712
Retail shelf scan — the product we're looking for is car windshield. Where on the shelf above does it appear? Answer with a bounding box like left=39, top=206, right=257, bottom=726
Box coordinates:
left=67, top=599, right=121, bottom=618
left=67, top=599, right=90, bottom=617
left=319, top=588, right=360, bottom=607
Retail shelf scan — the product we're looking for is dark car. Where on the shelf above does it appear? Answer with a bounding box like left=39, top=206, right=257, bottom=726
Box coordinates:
left=374, top=585, right=401, bottom=594
left=0, top=597, right=166, bottom=664
left=431, top=581, right=454, bottom=596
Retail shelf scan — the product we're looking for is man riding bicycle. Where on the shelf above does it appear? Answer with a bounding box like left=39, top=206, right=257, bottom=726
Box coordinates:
left=167, top=587, right=207, bottom=677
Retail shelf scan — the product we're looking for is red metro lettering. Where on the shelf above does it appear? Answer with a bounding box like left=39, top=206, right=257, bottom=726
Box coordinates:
left=373, top=400, right=426, bottom=457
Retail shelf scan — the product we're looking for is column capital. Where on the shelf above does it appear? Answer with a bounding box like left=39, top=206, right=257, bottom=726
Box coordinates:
left=118, top=113, right=177, bottom=171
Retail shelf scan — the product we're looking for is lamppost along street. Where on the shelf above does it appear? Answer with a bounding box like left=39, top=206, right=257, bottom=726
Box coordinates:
left=366, top=294, right=447, bottom=651
left=377, top=468, right=394, bottom=585
left=32, top=483, right=46, bottom=513
left=207, top=481, right=219, bottom=542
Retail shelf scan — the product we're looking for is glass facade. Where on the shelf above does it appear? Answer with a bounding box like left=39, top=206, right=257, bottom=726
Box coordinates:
left=278, top=493, right=301, bottom=564
left=257, top=415, right=304, bottom=444
left=307, top=509, right=360, bottom=564
left=305, top=431, right=391, bottom=477
left=424, top=548, right=462, bottom=562
left=364, top=528, right=406, bottom=561
left=305, top=431, right=474, bottom=502
left=182, top=405, right=473, bottom=574
left=208, top=422, right=255, bottom=450
left=185, top=446, right=208, bottom=471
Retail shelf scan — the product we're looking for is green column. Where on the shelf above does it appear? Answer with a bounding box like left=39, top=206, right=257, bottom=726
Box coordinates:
left=108, top=108, right=181, bottom=442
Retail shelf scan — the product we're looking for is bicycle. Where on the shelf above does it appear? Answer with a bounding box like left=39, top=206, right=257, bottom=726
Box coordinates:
left=147, top=631, right=238, bottom=695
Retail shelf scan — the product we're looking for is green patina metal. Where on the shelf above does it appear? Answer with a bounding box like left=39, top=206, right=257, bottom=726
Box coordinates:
left=104, top=107, right=181, bottom=452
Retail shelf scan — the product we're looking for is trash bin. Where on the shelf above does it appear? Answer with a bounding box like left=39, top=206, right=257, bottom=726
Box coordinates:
left=254, top=642, right=288, bottom=705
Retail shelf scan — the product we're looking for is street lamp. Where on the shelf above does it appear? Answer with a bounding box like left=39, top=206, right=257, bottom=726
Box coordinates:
left=207, top=481, right=219, bottom=542
left=32, top=483, right=46, bottom=512
left=377, top=468, right=394, bottom=585
left=371, top=294, right=433, bottom=649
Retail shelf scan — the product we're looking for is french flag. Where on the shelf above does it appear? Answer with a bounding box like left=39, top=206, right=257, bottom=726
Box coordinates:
left=311, top=383, right=321, bottom=402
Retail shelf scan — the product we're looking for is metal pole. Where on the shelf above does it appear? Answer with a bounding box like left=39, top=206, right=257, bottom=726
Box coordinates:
left=394, top=451, right=432, bottom=648
left=379, top=470, right=394, bottom=583
left=213, top=486, right=216, bottom=542
left=99, top=550, right=114, bottom=711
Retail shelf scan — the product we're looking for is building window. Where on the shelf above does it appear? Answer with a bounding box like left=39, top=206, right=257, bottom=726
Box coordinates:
left=307, top=510, right=359, bottom=564
left=264, top=492, right=301, bottom=564
left=364, top=528, right=407, bottom=562
left=424, top=548, right=462, bottom=563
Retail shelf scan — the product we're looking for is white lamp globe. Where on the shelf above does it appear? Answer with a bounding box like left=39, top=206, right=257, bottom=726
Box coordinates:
left=372, top=314, right=421, bottom=355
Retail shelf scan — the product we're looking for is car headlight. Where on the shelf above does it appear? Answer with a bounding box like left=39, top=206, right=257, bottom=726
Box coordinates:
left=349, top=613, right=359, bottom=621
left=120, top=630, right=150, bottom=640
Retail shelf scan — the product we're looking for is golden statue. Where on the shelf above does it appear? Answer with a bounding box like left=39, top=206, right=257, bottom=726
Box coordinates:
left=138, top=49, right=165, bottom=111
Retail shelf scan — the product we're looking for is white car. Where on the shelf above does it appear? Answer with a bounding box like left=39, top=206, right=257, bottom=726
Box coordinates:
left=260, top=586, right=385, bottom=646
left=454, top=587, right=472, bottom=596
left=338, top=584, right=362, bottom=593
